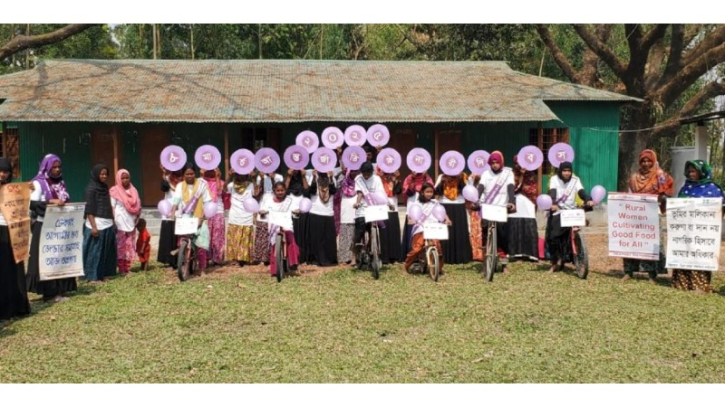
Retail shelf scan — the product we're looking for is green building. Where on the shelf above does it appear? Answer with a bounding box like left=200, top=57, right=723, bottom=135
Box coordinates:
left=0, top=59, right=638, bottom=205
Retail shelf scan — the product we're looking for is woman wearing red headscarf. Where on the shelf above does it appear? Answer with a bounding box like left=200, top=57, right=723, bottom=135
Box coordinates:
left=402, top=171, right=433, bottom=255
left=623, top=149, right=674, bottom=282
left=110, top=169, right=142, bottom=275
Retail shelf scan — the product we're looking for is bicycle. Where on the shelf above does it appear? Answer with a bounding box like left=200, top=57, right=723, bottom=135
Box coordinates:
left=479, top=203, right=515, bottom=282
left=274, top=228, right=291, bottom=283
left=556, top=205, right=593, bottom=279
left=356, top=221, right=382, bottom=280
left=176, top=233, right=197, bottom=282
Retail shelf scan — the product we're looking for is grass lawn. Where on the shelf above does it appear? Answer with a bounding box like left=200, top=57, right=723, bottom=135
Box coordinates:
left=2, top=249, right=725, bottom=383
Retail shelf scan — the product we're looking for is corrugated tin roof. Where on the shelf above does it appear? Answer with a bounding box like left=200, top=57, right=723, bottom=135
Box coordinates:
left=0, top=59, right=640, bottom=123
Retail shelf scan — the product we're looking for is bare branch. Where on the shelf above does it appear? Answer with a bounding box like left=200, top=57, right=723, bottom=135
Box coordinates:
left=656, top=24, right=686, bottom=89
left=651, top=79, right=725, bottom=139
left=572, top=24, right=628, bottom=80
left=535, top=25, right=579, bottom=83
left=579, top=25, right=613, bottom=87
left=640, top=24, right=669, bottom=52
left=0, top=24, right=98, bottom=61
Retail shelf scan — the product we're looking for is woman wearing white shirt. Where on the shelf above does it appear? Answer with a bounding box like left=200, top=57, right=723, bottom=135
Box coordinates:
left=476, top=151, right=516, bottom=273
left=225, top=172, right=256, bottom=266
left=82, top=164, right=117, bottom=283
left=170, top=163, right=214, bottom=273
left=305, top=172, right=338, bottom=266
left=545, top=161, right=594, bottom=273
left=110, top=169, right=142, bottom=276
left=253, top=171, right=283, bottom=265
left=158, top=167, right=183, bottom=267
left=352, top=162, right=385, bottom=265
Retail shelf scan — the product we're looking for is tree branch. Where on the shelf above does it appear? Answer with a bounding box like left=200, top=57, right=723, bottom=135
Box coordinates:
left=535, top=24, right=579, bottom=83
left=658, top=41, right=725, bottom=107
left=682, top=25, right=725, bottom=67
left=572, top=24, right=628, bottom=80
left=579, top=25, right=613, bottom=87
left=640, top=24, right=669, bottom=52
left=656, top=24, right=686, bottom=89
left=651, top=79, right=725, bottom=139
left=0, top=24, right=98, bottom=61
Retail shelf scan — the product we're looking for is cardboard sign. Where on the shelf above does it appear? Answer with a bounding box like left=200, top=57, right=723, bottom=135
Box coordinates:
left=364, top=205, right=389, bottom=223
left=269, top=211, right=293, bottom=230
left=0, top=183, right=31, bottom=264
left=39, top=203, right=86, bottom=281
left=423, top=222, right=449, bottom=240
left=607, top=193, right=660, bottom=261
left=666, top=198, right=722, bottom=272
left=480, top=203, right=508, bottom=223
left=560, top=209, right=586, bottom=227
left=175, top=217, right=199, bottom=235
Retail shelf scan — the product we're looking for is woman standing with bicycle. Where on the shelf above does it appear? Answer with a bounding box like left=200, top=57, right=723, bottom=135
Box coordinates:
left=623, top=149, right=674, bottom=282
left=545, top=161, right=594, bottom=273
left=671, top=160, right=724, bottom=294
left=259, top=182, right=300, bottom=276
left=477, top=151, right=516, bottom=273
left=352, top=162, right=385, bottom=266
left=170, top=163, right=213, bottom=273
left=404, top=183, right=450, bottom=274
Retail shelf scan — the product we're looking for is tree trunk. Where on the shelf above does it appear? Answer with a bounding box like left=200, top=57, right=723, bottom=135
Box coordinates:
left=618, top=102, right=656, bottom=190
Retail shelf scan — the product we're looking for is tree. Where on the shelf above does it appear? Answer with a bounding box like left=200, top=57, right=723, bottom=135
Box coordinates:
left=0, top=24, right=99, bottom=62
left=536, top=24, right=725, bottom=187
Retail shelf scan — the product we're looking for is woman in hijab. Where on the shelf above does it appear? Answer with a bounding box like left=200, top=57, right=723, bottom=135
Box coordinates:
left=110, top=169, right=141, bottom=276
left=158, top=166, right=183, bottom=267
left=476, top=151, right=516, bottom=273
left=545, top=161, right=594, bottom=273
left=202, top=168, right=226, bottom=267
left=378, top=169, right=403, bottom=264
left=402, top=171, right=433, bottom=255
left=508, top=155, right=540, bottom=263
left=623, top=149, right=675, bottom=282
left=671, top=160, right=724, bottom=293
left=286, top=168, right=311, bottom=263
left=0, top=158, right=31, bottom=320
left=27, top=154, right=77, bottom=301
left=82, top=164, right=117, bottom=283
left=434, top=166, right=472, bottom=265
left=305, top=171, right=338, bottom=266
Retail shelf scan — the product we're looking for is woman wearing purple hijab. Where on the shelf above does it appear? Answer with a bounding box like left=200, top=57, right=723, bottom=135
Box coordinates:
left=26, top=154, right=77, bottom=302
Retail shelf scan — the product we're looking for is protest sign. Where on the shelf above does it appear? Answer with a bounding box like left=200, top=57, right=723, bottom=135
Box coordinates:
left=608, top=193, right=661, bottom=261
left=0, top=183, right=31, bottom=264
left=39, top=203, right=86, bottom=281
left=665, top=198, right=722, bottom=271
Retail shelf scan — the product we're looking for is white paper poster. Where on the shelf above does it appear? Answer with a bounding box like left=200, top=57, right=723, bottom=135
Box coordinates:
left=39, top=203, right=86, bottom=281
left=665, top=198, right=722, bottom=271
left=608, top=193, right=661, bottom=261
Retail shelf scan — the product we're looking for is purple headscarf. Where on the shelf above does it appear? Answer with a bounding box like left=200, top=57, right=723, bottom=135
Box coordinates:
left=32, top=153, right=70, bottom=203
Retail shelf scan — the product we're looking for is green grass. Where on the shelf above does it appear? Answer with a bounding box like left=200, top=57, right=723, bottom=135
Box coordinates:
left=2, top=260, right=725, bottom=383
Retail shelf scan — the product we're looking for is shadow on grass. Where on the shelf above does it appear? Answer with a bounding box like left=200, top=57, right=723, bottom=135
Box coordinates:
left=0, top=323, right=17, bottom=339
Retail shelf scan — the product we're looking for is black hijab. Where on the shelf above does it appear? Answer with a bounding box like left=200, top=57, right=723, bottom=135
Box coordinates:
left=557, top=161, right=573, bottom=183
left=84, top=164, right=113, bottom=218
left=0, top=158, right=12, bottom=184
left=287, top=170, right=305, bottom=196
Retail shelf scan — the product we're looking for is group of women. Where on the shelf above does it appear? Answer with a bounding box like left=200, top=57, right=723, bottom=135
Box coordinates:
left=1, top=146, right=724, bottom=322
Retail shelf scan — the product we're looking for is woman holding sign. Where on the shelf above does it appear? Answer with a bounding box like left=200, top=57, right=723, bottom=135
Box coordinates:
left=0, top=158, right=31, bottom=320
left=110, top=169, right=141, bottom=276
left=671, top=160, right=724, bottom=293
left=404, top=183, right=451, bottom=273
left=623, top=149, right=675, bottom=282
left=508, top=155, right=540, bottom=263
left=476, top=152, right=516, bottom=273
left=259, top=182, right=300, bottom=276
left=82, top=164, right=117, bottom=283
left=545, top=161, right=594, bottom=273
left=305, top=172, right=338, bottom=266
left=225, top=172, right=256, bottom=266
left=26, top=154, right=77, bottom=302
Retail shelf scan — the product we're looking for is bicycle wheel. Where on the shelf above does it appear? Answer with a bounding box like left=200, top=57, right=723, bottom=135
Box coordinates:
left=483, top=225, right=497, bottom=282
left=573, top=232, right=589, bottom=279
left=177, top=239, right=190, bottom=282
left=275, top=234, right=284, bottom=283
left=370, top=227, right=381, bottom=280
left=426, top=246, right=440, bottom=282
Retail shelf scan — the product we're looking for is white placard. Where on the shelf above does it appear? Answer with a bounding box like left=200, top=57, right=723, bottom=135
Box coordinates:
left=364, top=205, right=389, bottom=223
left=423, top=223, right=449, bottom=240
left=607, top=193, right=661, bottom=260
left=666, top=198, right=722, bottom=271
left=39, top=203, right=86, bottom=281
left=269, top=211, right=293, bottom=230
left=480, top=203, right=508, bottom=223
left=560, top=209, right=586, bottom=227
left=175, top=217, right=199, bottom=235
